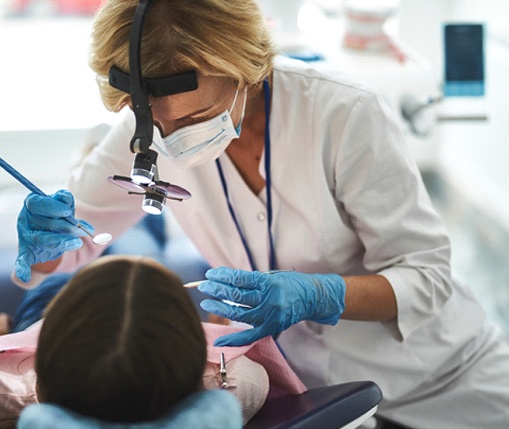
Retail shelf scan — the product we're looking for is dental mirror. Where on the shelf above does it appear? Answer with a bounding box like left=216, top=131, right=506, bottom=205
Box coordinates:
left=68, top=222, right=112, bottom=246
left=91, top=232, right=113, bottom=245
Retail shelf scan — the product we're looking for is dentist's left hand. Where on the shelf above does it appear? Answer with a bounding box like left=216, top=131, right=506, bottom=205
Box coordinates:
left=198, top=267, right=346, bottom=346
left=15, top=190, right=93, bottom=282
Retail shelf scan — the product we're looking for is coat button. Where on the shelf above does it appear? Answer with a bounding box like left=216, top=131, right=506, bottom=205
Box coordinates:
left=257, top=211, right=266, bottom=222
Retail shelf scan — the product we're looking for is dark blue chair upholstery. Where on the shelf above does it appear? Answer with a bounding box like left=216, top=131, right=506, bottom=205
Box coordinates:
left=246, top=381, right=382, bottom=429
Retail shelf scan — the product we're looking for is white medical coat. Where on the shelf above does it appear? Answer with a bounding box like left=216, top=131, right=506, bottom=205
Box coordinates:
left=55, top=57, right=489, bottom=413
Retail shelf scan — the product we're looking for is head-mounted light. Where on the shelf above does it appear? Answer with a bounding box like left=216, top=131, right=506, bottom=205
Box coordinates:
left=107, top=0, right=196, bottom=213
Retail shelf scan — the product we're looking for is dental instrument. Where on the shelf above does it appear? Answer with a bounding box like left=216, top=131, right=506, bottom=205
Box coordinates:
left=184, top=269, right=296, bottom=289
left=0, top=157, right=112, bottom=246
left=185, top=280, right=252, bottom=309
left=184, top=280, right=206, bottom=288
left=220, top=352, right=228, bottom=389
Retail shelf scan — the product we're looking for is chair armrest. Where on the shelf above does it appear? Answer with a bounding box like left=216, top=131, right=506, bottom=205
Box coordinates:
left=245, top=380, right=382, bottom=429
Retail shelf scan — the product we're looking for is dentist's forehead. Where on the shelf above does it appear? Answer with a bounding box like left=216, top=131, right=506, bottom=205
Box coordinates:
left=150, top=74, right=235, bottom=119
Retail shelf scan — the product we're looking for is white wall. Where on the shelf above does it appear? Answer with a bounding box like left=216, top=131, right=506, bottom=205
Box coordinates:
left=397, top=0, right=509, bottom=229
left=0, top=17, right=116, bottom=188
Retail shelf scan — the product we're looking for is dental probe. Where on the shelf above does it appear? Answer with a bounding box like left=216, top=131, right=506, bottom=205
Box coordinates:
left=184, top=280, right=251, bottom=308
left=184, top=280, right=205, bottom=288
left=0, top=157, right=112, bottom=246
left=183, top=269, right=296, bottom=288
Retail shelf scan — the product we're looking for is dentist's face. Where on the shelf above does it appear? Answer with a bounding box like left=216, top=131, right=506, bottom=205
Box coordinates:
left=149, top=74, right=241, bottom=138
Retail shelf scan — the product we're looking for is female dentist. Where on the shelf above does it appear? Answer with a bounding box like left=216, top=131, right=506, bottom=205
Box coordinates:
left=12, top=0, right=509, bottom=427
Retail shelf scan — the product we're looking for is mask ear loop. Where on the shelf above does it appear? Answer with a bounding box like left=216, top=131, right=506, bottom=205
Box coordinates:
left=228, top=87, right=240, bottom=113
left=230, top=86, right=248, bottom=134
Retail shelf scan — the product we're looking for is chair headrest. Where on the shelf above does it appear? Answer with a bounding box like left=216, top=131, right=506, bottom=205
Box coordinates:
left=17, top=389, right=242, bottom=429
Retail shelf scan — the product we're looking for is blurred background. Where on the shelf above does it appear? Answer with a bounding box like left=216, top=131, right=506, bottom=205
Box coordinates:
left=0, top=0, right=508, bottom=333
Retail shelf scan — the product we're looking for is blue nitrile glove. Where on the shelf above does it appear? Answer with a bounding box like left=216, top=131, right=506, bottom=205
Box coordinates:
left=15, top=190, right=94, bottom=283
left=198, top=267, right=346, bottom=347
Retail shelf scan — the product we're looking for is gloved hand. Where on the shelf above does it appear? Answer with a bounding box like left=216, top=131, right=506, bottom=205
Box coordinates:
left=198, top=267, right=346, bottom=347
left=15, top=190, right=94, bottom=283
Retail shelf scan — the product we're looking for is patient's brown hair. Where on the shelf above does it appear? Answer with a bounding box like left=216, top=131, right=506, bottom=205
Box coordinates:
left=35, top=255, right=206, bottom=423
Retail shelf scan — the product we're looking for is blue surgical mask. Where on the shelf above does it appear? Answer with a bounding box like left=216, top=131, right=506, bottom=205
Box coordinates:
left=153, top=87, right=247, bottom=168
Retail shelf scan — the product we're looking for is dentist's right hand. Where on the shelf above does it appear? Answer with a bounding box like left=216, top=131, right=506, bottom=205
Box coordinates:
left=15, top=190, right=93, bottom=283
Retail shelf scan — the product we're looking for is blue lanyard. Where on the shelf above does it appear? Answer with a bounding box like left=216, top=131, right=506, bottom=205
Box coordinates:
left=216, top=79, right=275, bottom=271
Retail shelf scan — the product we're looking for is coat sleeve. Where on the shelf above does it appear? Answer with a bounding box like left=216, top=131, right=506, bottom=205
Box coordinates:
left=333, top=90, right=452, bottom=340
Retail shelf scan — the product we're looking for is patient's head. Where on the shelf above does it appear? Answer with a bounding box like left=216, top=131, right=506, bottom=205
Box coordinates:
left=35, top=255, right=207, bottom=423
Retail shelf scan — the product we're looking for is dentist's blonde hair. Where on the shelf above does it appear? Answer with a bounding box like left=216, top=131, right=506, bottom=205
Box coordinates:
left=90, top=0, right=276, bottom=112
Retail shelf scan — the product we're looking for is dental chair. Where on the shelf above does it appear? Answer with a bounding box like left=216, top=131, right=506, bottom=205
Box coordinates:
left=246, top=381, right=382, bottom=429
left=16, top=381, right=382, bottom=429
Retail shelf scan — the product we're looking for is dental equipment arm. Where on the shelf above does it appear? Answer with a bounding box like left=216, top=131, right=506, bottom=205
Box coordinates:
left=198, top=267, right=346, bottom=346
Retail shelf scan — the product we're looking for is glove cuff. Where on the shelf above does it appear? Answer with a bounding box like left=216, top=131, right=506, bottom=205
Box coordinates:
left=309, top=273, right=346, bottom=325
left=11, top=269, right=49, bottom=290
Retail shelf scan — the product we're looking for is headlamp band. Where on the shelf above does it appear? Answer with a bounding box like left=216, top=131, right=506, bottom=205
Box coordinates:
left=109, top=66, right=198, bottom=98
